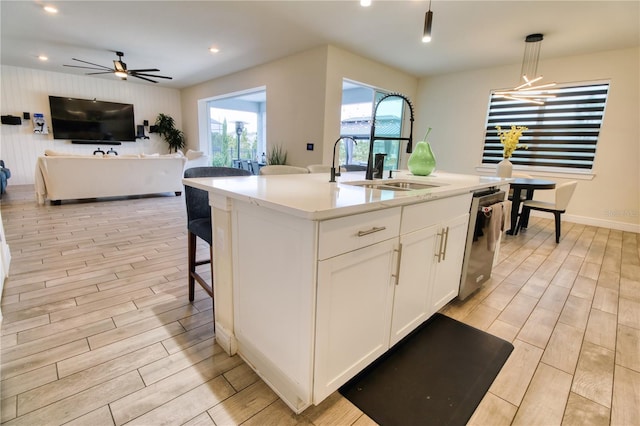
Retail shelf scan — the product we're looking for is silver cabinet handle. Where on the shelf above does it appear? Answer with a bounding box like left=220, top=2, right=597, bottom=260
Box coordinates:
left=435, top=229, right=445, bottom=263
left=392, top=243, right=403, bottom=285
left=356, top=226, right=386, bottom=237
left=441, top=226, right=450, bottom=262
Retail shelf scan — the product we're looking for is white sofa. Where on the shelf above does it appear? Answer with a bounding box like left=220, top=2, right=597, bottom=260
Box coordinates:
left=35, top=154, right=187, bottom=204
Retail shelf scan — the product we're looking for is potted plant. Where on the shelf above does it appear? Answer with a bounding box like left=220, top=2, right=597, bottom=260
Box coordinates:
left=155, top=113, right=186, bottom=153
left=267, top=144, right=288, bottom=165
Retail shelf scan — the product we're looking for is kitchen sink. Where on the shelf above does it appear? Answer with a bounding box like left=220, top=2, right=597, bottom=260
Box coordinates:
left=345, top=180, right=443, bottom=191
left=382, top=181, right=441, bottom=190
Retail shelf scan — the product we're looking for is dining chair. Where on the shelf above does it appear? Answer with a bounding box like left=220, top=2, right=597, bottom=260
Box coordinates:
left=306, top=164, right=332, bottom=173
left=515, top=181, right=577, bottom=243
left=183, top=166, right=252, bottom=301
left=240, top=160, right=252, bottom=173
left=259, top=165, right=310, bottom=175
left=250, top=160, right=260, bottom=175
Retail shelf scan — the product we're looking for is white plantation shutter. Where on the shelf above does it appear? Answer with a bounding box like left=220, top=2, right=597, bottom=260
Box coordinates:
left=482, top=82, right=610, bottom=171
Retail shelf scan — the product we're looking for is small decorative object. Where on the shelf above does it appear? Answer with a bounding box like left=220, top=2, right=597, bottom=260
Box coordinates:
left=495, top=125, right=528, bottom=178
left=408, top=127, right=436, bottom=176
left=496, top=158, right=513, bottom=178
left=155, top=113, right=186, bottom=153
left=32, top=113, right=48, bottom=134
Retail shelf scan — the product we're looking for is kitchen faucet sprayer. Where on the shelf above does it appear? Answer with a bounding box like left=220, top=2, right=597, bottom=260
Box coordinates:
left=330, top=136, right=358, bottom=182
left=365, top=92, right=415, bottom=180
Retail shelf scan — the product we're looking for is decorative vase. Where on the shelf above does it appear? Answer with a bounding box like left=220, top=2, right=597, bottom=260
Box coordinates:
left=407, top=141, right=436, bottom=176
left=497, top=158, right=513, bottom=178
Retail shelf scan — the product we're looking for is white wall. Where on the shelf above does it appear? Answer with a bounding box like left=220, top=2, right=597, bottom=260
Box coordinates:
left=0, top=65, right=182, bottom=184
left=322, top=45, right=418, bottom=168
left=180, top=45, right=418, bottom=167
left=181, top=46, right=329, bottom=167
left=415, top=47, right=640, bottom=231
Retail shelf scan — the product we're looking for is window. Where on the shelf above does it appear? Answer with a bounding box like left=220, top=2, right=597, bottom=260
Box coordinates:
left=481, top=82, right=610, bottom=173
left=205, top=88, right=266, bottom=167
left=340, top=80, right=405, bottom=171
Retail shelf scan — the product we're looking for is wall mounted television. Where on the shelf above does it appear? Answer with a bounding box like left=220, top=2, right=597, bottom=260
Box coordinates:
left=48, top=96, right=136, bottom=144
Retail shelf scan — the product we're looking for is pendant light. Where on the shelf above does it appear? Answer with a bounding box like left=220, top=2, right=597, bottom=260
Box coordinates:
left=495, top=33, right=557, bottom=104
left=422, top=0, right=433, bottom=43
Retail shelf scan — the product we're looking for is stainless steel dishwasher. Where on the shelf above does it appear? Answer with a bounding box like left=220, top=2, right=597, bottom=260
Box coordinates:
left=458, top=188, right=505, bottom=300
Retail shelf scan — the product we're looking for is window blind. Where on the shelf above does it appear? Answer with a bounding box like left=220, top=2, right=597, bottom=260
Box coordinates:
left=482, top=82, right=609, bottom=171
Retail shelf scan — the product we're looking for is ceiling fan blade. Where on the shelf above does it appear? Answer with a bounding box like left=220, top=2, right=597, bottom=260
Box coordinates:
left=131, top=72, right=173, bottom=80
left=63, top=64, right=114, bottom=71
left=70, top=58, right=112, bottom=70
left=131, top=74, right=159, bottom=83
left=64, top=53, right=171, bottom=83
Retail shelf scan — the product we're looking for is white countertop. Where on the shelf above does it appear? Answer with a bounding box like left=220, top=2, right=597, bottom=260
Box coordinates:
left=183, top=170, right=511, bottom=220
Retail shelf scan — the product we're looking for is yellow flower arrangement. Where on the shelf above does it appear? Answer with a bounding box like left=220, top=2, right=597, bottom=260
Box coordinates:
left=496, top=125, right=528, bottom=159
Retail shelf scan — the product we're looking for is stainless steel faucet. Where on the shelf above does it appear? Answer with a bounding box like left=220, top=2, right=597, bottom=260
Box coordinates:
left=365, top=93, right=415, bottom=180
left=330, top=136, right=358, bottom=182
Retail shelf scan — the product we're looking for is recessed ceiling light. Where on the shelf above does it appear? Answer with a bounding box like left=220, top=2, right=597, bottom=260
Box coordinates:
left=38, top=55, right=49, bottom=61
left=209, top=47, right=220, bottom=54
left=360, top=0, right=372, bottom=6
left=43, top=5, right=58, bottom=14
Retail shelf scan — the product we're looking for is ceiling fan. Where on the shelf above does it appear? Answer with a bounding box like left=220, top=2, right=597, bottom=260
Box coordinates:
left=63, top=51, right=172, bottom=83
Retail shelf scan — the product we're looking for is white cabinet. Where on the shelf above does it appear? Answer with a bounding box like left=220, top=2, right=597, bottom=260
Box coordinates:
left=314, top=237, right=398, bottom=403
left=314, top=207, right=401, bottom=403
left=229, top=192, right=472, bottom=412
left=389, top=194, right=471, bottom=345
left=389, top=224, right=439, bottom=345
left=314, top=196, right=472, bottom=398
left=429, top=213, right=469, bottom=313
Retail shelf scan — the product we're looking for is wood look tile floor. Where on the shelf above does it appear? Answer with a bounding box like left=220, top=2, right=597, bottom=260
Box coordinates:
left=1, top=184, right=639, bottom=425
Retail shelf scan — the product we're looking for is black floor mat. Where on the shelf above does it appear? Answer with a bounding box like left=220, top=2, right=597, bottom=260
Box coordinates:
left=339, top=313, right=514, bottom=426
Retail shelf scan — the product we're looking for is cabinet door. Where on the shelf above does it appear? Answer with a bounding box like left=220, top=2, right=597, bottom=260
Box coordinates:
left=429, top=213, right=470, bottom=314
left=314, top=238, right=397, bottom=404
left=389, top=223, right=439, bottom=346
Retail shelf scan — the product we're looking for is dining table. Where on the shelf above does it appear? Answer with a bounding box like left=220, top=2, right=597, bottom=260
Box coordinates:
left=507, top=178, right=556, bottom=234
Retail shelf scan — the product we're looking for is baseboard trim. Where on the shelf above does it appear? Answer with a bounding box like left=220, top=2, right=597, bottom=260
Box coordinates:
left=530, top=211, right=640, bottom=233
left=214, top=321, right=238, bottom=356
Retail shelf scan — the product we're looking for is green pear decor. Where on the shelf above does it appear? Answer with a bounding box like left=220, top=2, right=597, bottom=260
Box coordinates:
left=408, top=127, right=436, bottom=176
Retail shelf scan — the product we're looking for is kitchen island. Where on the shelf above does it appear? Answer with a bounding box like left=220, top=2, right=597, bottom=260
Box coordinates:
left=183, top=170, right=509, bottom=413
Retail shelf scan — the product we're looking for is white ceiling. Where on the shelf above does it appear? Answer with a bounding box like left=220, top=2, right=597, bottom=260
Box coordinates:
left=1, top=1, right=638, bottom=89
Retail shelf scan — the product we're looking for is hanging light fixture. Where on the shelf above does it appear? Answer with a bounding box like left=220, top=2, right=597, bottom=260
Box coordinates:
left=494, top=33, right=557, bottom=104
left=422, top=0, right=433, bottom=43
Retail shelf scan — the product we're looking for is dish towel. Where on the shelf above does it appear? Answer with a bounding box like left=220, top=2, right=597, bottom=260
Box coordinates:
left=486, top=200, right=512, bottom=251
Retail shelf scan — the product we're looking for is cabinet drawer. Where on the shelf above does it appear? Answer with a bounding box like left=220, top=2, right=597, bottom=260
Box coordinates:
left=318, top=207, right=401, bottom=260
left=401, top=193, right=472, bottom=235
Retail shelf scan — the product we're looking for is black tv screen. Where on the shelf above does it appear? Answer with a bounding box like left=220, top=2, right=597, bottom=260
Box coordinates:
left=48, top=96, right=136, bottom=142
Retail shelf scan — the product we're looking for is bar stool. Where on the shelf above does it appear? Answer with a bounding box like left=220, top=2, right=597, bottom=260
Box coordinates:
left=183, top=166, right=252, bottom=301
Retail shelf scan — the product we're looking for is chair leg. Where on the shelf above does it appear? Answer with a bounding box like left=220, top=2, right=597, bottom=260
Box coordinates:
left=514, top=206, right=529, bottom=235
left=554, top=212, right=562, bottom=243
left=521, top=205, right=532, bottom=229
left=188, top=231, right=196, bottom=301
